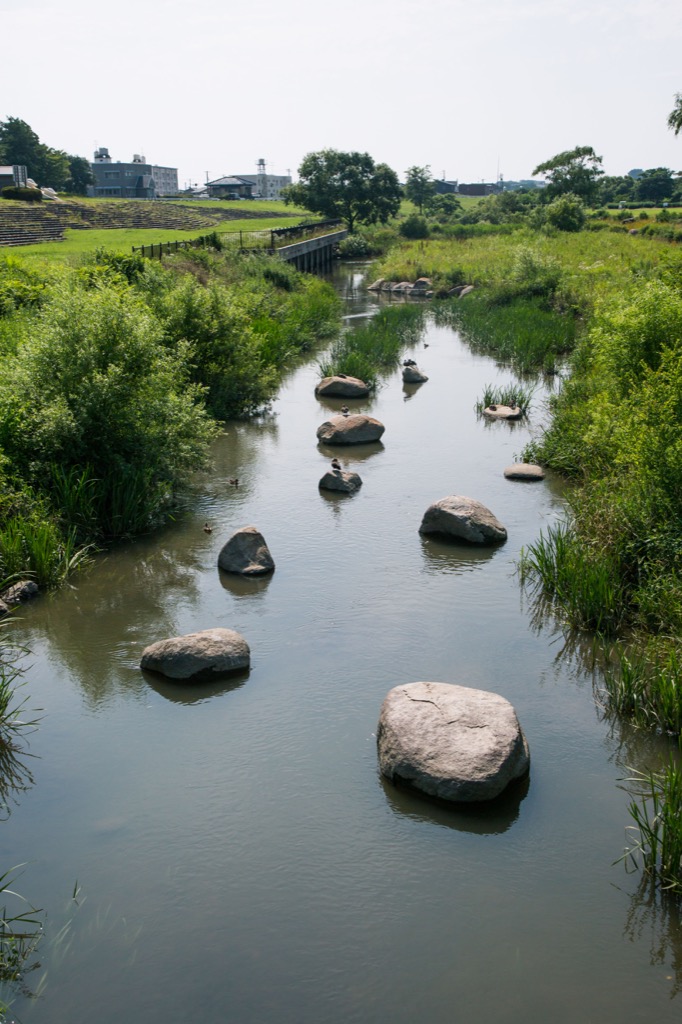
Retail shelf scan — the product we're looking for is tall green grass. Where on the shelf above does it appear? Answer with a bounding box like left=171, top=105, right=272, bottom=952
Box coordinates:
left=319, top=304, right=427, bottom=389
left=476, top=381, right=536, bottom=415
left=621, top=753, right=682, bottom=894
left=519, top=521, right=625, bottom=635
left=601, top=645, right=682, bottom=735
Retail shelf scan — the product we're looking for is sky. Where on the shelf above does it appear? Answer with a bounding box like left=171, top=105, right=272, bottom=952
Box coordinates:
left=1, top=0, right=681, bottom=188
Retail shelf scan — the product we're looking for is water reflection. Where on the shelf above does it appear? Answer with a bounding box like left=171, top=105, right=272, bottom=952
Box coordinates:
left=0, top=742, right=35, bottom=818
left=316, top=441, right=384, bottom=463
left=402, top=382, right=426, bottom=402
left=380, top=772, right=528, bottom=835
left=420, top=534, right=502, bottom=575
left=218, top=569, right=274, bottom=599
left=143, top=667, right=249, bottom=706
left=622, top=876, right=682, bottom=999
left=315, top=395, right=379, bottom=415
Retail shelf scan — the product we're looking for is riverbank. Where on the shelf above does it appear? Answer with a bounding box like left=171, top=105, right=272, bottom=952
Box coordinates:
left=0, top=245, right=340, bottom=586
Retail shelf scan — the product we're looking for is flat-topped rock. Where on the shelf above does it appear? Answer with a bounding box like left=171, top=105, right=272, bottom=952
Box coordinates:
left=504, top=463, right=545, bottom=481
left=419, top=495, right=507, bottom=545
left=483, top=404, right=523, bottom=420
left=319, top=469, right=362, bottom=493
left=377, top=681, right=530, bottom=803
left=218, top=525, right=275, bottom=575
left=141, top=628, right=250, bottom=682
left=315, top=374, right=370, bottom=398
left=316, top=414, right=385, bottom=446
left=402, top=364, right=429, bottom=383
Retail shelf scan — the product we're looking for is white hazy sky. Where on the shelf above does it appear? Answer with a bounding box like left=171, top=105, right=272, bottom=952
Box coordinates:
left=2, top=0, right=680, bottom=188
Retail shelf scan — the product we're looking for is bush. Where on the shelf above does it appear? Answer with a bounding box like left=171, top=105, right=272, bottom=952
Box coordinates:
left=0, top=285, right=217, bottom=537
left=338, top=234, right=371, bottom=258
left=0, top=186, right=42, bottom=202
left=399, top=214, right=430, bottom=240
left=544, top=194, right=586, bottom=232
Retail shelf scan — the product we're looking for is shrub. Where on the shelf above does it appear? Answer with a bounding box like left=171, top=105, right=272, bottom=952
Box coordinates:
left=544, top=194, right=586, bottom=232
left=0, top=285, right=217, bottom=537
left=0, top=186, right=42, bottom=202
left=338, top=234, right=371, bottom=258
left=399, top=214, right=430, bottom=239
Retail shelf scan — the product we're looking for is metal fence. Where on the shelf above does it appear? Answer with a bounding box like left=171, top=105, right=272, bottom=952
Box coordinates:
left=132, top=219, right=342, bottom=260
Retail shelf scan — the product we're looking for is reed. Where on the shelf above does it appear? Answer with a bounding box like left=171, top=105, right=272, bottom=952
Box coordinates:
left=476, top=381, right=536, bottom=415
left=622, top=753, right=682, bottom=894
left=0, top=519, right=86, bottom=588
left=519, top=521, right=625, bottom=635
left=601, top=645, right=682, bottom=735
left=319, top=304, right=427, bottom=388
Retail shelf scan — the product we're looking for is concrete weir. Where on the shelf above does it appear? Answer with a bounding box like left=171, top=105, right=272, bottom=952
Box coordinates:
left=277, top=230, right=348, bottom=273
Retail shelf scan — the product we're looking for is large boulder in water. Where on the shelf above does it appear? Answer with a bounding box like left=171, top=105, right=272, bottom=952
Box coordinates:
left=419, top=495, right=507, bottom=545
left=319, top=469, right=362, bottom=493
left=218, top=525, right=275, bottom=575
left=315, top=374, right=370, bottom=398
left=316, top=414, right=385, bottom=446
left=141, top=628, right=250, bottom=681
left=377, top=681, right=530, bottom=803
left=402, top=364, right=428, bottom=383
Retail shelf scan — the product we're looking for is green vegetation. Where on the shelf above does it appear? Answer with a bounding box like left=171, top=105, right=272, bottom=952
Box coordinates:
left=319, top=304, right=427, bottom=390
left=284, top=150, right=401, bottom=233
left=622, top=754, right=682, bottom=896
left=475, top=381, right=535, bottom=416
left=0, top=243, right=340, bottom=582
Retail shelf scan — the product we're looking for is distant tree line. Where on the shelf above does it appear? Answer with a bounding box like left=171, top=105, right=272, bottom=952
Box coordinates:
left=0, top=116, right=94, bottom=194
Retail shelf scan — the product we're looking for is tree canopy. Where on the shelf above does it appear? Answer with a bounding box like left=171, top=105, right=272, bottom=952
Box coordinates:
left=0, top=116, right=92, bottom=192
left=532, top=145, right=604, bottom=204
left=668, top=93, right=682, bottom=136
left=283, top=150, right=401, bottom=232
left=404, top=165, right=435, bottom=214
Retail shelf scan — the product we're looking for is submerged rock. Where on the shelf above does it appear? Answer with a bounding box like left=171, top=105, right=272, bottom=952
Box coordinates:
left=377, top=681, right=530, bottom=803
left=504, top=463, right=545, bottom=481
left=319, top=469, right=362, bottom=493
left=141, top=628, right=250, bottom=682
left=315, top=375, right=370, bottom=398
left=316, top=414, right=385, bottom=446
left=483, top=404, right=523, bottom=420
left=218, top=526, right=275, bottom=575
left=419, top=495, right=507, bottom=545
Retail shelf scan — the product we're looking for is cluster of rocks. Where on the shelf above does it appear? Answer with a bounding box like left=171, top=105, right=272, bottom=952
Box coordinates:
left=136, top=292, right=547, bottom=807
left=366, top=278, right=475, bottom=300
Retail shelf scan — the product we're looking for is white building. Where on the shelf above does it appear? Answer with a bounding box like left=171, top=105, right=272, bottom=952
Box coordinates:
left=233, top=159, right=291, bottom=199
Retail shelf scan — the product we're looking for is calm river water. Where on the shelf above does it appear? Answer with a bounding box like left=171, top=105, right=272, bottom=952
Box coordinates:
left=4, top=263, right=682, bottom=1024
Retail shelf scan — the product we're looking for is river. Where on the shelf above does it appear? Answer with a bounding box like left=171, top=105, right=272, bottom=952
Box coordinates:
left=4, top=262, right=681, bottom=1024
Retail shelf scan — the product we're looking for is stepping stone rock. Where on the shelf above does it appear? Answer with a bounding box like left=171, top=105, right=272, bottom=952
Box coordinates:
left=377, top=681, right=530, bottom=803
left=218, top=525, right=275, bottom=575
left=391, top=281, right=414, bottom=294
left=419, top=495, right=507, bottom=545
left=141, top=628, right=250, bottom=682
left=483, top=404, right=523, bottom=420
left=402, top=364, right=429, bottom=383
left=316, top=414, right=385, bottom=446
left=458, top=284, right=475, bottom=298
left=367, top=279, right=385, bottom=292
left=504, top=463, right=545, bottom=481
left=315, top=374, right=370, bottom=398
left=319, top=469, right=362, bottom=493
left=0, top=600, right=9, bottom=618
left=1, top=580, right=39, bottom=606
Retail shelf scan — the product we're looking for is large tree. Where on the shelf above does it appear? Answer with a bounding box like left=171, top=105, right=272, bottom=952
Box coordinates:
left=404, top=165, right=435, bottom=214
left=668, top=93, right=682, bottom=136
left=283, top=150, right=401, bottom=232
left=65, top=155, right=95, bottom=195
left=532, top=145, right=604, bottom=204
left=0, top=116, right=71, bottom=189
left=635, top=167, right=674, bottom=204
